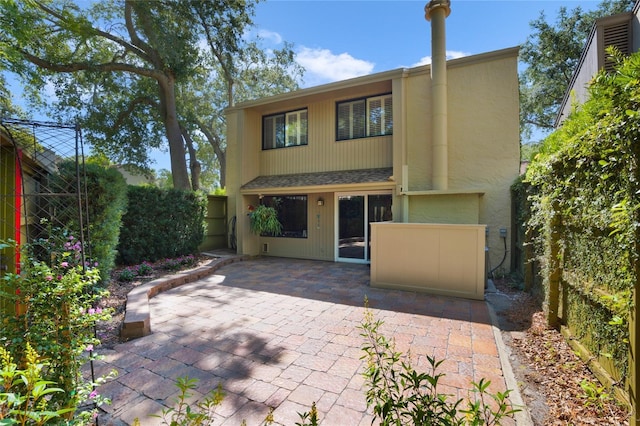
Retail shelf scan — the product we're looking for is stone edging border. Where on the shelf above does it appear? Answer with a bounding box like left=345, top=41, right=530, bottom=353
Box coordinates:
left=121, top=255, right=249, bottom=340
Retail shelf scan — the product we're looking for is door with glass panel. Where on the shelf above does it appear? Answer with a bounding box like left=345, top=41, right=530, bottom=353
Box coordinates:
left=336, top=193, right=392, bottom=263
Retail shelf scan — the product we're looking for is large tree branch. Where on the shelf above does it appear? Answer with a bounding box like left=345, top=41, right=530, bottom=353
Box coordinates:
left=113, top=95, right=158, bottom=130
left=123, top=0, right=157, bottom=65
left=195, top=118, right=225, bottom=161
left=125, top=0, right=165, bottom=70
left=18, top=48, right=162, bottom=80
left=34, top=0, right=151, bottom=63
left=194, top=6, right=234, bottom=106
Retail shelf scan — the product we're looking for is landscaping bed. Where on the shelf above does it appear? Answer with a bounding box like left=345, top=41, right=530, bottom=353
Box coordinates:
left=489, top=278, right=630, bottom=425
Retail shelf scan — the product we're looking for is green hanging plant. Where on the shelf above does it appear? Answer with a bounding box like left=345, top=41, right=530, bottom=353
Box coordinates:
left=249, top=204, right=283, bottom=236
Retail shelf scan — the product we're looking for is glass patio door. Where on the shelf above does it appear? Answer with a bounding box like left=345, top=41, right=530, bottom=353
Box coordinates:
left=337, top=193, right=392, bottom=263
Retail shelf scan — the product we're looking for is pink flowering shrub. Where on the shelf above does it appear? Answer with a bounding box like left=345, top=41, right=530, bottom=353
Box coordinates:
left=0, top=233, right=116, bottom=422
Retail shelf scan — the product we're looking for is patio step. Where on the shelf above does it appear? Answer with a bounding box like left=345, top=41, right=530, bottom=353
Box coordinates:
left=121, top=254, right=249, bottom=340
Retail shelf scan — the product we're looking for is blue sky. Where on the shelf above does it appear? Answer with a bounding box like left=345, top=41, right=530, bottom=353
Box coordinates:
left=250, top=0, right=604, bottom=88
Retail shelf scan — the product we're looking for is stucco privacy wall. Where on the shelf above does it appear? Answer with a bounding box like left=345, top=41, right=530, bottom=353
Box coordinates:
left=370, top=223, right=486, bottom=300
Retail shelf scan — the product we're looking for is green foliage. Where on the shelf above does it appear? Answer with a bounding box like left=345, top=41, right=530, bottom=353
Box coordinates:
left=519, top=0, right=633, bottom=141
left=525, top=49, right=640, bottom=389
left=0, top=237, right=116, bottom=422
left=117, top=267, right=136, bottom=282
left=50, top=160, right=128, bottom=282
left=117, top=186, right=206, bottom=265
left=295, top=402, right=319, bottom=426
left=248, top=205, right=282, bottom=236
left=579, top=378, right=613, bottom=412
left=151, top=377, right=226, bottom=426
left=359, top=304, right=519, bottom=425
left=0, top=343, right=74, bottom=425
left=155, top=255, right=198, bottom=272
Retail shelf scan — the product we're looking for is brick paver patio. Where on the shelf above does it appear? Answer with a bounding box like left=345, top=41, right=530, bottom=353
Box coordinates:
left=94, top=256, right=519, bottom=425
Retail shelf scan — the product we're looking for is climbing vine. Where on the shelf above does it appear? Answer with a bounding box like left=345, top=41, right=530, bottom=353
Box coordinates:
left=525, top=48, right=640, bottom=392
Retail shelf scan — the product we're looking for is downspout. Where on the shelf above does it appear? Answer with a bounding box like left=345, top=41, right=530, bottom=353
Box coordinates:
left=425, top=0, right=450, bottom=191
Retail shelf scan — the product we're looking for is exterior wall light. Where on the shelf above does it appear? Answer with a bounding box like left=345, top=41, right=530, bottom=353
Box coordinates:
left=317, top=197, right=324, bottom=206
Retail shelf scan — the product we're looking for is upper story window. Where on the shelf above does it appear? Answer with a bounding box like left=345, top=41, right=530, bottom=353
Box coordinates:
left=263, top=109, right=308, bottom=150
left=336, top=94, right=392, bottom=141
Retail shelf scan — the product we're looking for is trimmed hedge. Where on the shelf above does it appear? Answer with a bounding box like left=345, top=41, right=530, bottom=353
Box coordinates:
left=117, top=186, right=206, bottom=265
left=49, top=161, right=128, bottom=282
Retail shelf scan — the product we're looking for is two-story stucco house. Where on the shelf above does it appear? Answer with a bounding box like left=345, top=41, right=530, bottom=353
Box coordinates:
left=226, top=1, right=520, bottom=299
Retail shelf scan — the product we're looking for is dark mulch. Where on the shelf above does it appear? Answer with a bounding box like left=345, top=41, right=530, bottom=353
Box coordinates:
left=490, top=277, right=630, bottom=425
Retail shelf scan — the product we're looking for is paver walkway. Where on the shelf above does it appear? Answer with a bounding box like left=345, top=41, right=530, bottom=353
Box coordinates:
left=94, top=256, right=522, bottom=425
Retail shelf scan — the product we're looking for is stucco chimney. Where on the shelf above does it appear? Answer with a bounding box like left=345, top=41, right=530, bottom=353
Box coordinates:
left=425, top=0, right=450, bottom=191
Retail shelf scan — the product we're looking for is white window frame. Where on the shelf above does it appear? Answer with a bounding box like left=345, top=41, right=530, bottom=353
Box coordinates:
left=263, top=108, right=308, bottom=150
left=336, top=94, right=392, bottom=141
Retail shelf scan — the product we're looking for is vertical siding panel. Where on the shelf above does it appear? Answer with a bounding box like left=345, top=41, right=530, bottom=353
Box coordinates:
left=258, top=97, right=392, bottom=176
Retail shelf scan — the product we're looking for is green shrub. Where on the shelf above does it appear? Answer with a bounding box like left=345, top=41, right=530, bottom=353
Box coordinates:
left=117, top=267, right=136, bottom=282
left=117, top=187, right=206, bottom=265
left=135, top=261, right=154, bottom=276
left=48, top=160, right=128, bottom=282
left=359, top=303, right=519, bottom=425
left=0, top=237, right=116, bottom=421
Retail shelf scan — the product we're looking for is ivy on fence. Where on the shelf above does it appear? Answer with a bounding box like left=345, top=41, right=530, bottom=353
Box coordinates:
left=524, top=48, right=640, bottom=407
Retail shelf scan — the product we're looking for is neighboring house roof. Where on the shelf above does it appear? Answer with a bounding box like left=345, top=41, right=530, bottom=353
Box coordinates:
left=556, top=1, right=640, bottom=126
left=241, top=167, right=394, bottom=193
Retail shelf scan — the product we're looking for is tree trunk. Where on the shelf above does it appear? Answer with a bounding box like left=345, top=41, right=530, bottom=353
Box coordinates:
left=159, top=76, right=191, bottom=190
left=180, top=124, right=201, bottom=191
left=197, top=120, right=227, bottom=188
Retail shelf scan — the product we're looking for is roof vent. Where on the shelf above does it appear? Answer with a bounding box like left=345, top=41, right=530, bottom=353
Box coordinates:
left=603, top=21, right=630, bottom=72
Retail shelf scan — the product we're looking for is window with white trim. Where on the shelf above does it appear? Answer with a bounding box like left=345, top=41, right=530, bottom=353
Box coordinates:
left=336, top=94, right=392, bottom=141
left=263, top=109, right=308, bottom=150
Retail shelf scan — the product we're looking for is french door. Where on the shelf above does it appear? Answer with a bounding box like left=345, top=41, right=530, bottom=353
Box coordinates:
left=336, top=192, right=392, bottom=263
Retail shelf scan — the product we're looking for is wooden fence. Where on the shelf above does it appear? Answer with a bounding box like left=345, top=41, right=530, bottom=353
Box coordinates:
left=199, top=195, right=228, bottom=251
left=527, top=204, right=639, bottom=425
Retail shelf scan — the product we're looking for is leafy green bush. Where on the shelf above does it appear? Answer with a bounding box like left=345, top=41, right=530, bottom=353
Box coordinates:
left=524, top=48, right=639, bottom=385
left=117, top=186, right=206, bottom=265
left=359, top=304, right=519, bottom=425
left=0, top=343, right=73, bottom=424
left=48, top=160, right=128, bottom=282
left=0, top=238, right=116, bottom=421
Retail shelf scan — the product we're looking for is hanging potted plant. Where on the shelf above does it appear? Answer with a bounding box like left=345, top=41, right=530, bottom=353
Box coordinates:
left=249, top=204, right=282, bottom=236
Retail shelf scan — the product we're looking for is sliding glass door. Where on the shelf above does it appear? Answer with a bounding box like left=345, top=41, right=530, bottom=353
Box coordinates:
left=336, top=192, right=392, bottom=263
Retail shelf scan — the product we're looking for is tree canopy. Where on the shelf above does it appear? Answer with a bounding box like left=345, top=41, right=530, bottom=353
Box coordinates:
left=0, top=0, right=302, bottom=191
left=519, top=0, right=634, bottom=143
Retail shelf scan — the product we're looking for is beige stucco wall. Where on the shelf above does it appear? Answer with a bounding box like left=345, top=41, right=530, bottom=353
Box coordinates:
left=395, top=48, right=520, bottom=272
left=370, top=223, right=486, bottom=300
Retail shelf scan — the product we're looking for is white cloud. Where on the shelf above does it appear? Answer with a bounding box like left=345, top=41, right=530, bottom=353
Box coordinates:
left=295, top=47, right=375, bottom=87
left=411, top=50, right=470, bottom=67
left=257, top=29, right=283, bottom=45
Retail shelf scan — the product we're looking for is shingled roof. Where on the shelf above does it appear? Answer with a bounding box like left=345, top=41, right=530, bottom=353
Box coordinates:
left=241, top=167, right=393, bottom=191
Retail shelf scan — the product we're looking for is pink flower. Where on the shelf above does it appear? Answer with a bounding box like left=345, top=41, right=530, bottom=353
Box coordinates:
left=89, top=390, right=98, bottom=399
left=88, top=308, right=96, bottom=315
left=45, top=275, right=53, bottom=281
left=60, top=262, right=69, bottom=268
left=86, top=344, right=94, bottom=352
